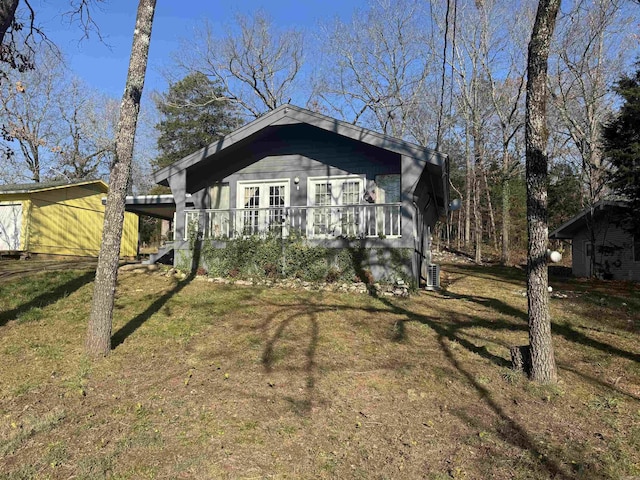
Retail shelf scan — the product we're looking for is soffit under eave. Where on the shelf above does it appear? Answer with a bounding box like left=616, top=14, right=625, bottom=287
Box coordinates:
left=413, top=160, right=447, bottom=198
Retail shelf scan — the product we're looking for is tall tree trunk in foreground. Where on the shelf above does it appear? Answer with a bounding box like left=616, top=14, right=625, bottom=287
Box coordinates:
left=525, top=0, right=560, bottom=384
left=86, top=0, right=156, bottom=357
left=0, top=0, right=19, bottom=46
left=501, top=152, right=511, bottom=266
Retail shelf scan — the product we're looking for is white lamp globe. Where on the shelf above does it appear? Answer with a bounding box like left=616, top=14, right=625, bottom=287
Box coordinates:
left=549, top=251, right=562, bottom=263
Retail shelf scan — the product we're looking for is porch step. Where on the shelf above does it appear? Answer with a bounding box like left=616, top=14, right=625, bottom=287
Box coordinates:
left=143, top=244, right=174, bottom=265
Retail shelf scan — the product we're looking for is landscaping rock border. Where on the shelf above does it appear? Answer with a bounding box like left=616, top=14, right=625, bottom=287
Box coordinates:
left=202, top=276, right=411, bottom=297
left=124, top=263, right=412, bottom=297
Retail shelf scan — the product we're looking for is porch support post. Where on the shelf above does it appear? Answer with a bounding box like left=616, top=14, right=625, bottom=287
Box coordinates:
left=191, top=189, right=208, bottom=238
left=168, top=169, right=187, bottom=243
left=401, top=155, right=421, bottom=241
left=401, top=154, right=425, bottom=285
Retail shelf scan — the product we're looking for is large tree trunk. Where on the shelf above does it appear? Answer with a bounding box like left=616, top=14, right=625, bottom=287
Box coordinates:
left=525, top=0, right=560, bottom=384
left=473, top=170, right=482, bottom=263
left=501, top=150, right=511, bottom=265
left=86, top=0, right=156, bottom=357
left=473, top=124, right=483, bottom=264
left=0, top=0, right=19, bottom=47
left=482, top=168, right=498, bottom=251
left=464, top=124, right=472, bottom=247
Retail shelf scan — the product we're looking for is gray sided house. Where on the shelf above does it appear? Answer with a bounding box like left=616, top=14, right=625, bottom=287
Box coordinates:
left=550, top=201, right=640, bottom=282
left=148, top=104, right=450, bottom=284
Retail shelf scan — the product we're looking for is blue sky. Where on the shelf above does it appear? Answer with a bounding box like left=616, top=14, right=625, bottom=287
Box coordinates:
left=36, top=0, right=368, bottom=99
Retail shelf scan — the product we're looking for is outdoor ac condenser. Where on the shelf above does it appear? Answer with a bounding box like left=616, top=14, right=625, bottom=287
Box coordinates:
left=425, top=264, right=440, bottom=290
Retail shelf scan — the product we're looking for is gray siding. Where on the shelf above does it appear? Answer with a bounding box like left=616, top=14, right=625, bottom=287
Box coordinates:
left=224, top=154, right=371, bottom=209
left=187, top=124, right=400, bottom=196
left=165, top=121, right=445, bottom=285
left=199, top=124, right=400, bottom=207
left=201, top=125, right=400, bottom=214
left=571, top=217, right=640, bottom=281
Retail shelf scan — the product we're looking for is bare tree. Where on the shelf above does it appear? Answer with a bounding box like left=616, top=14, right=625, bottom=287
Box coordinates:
left=0, top=50, right=65, bottom=182
left=52, top=78, right=118, bottom=181
left=0, top=0, right=104, bottom=79
left=86, top=0, right=156, bottom=357
left=549, top=0, right=638, bottom=276
left=525, top=0, right=561, bottom=384
left=479, top=2, right=533, bottom=265
left=316, top=0, right=432, bottom=138
left=550, top=0, right=635, bottom=207
left=0, top=51, right=121, bottom=184
left=178, top=10, right=303, bottom=118
left=451, top=1, right=497, bottom=262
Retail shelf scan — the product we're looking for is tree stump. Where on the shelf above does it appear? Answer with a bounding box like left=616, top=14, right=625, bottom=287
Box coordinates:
left=510, top=345, right=532, bottom=377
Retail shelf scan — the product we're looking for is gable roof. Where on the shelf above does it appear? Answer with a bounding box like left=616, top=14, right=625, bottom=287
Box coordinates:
left=0, top=179, right=108, bottom=195
left=549, top=200, right=627, bottom=239
left=152, top=104, right=447, bottom=185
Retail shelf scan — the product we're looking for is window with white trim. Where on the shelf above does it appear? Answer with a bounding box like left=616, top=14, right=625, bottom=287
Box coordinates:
left=308, top=175, right=364, bottom=237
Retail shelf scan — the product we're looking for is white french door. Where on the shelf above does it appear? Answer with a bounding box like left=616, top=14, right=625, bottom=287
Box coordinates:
left=237, top=180, right=289, bottom=235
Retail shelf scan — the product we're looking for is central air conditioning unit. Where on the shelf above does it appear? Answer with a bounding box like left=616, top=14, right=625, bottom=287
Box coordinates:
left=425, top=264, right=440, bottom=290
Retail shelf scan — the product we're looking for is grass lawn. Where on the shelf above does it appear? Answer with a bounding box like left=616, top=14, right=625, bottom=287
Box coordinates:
left=0, top=261, right=639, bottom=479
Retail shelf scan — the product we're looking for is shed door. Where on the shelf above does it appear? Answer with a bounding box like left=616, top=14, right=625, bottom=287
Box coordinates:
left=583, top=241, right=593, bottom=277
left=0, top=203, right=22, bottom=250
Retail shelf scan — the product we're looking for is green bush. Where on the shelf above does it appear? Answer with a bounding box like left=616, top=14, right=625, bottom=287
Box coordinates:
left=187, top=234, right=412, bottom=285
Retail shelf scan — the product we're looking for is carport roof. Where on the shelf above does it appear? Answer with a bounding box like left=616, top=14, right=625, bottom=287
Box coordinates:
left=108, top=194, right=193, bottom=220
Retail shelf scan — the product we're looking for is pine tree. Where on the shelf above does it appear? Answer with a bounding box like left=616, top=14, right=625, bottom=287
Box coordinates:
left=153, top=73, right=241, bottom=169
left=603, top=63, right=640, bottom=236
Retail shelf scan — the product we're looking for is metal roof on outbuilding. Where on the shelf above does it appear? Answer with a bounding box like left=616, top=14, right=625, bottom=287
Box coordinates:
left=549, top=200, right=627, bottom=239
left=0, top=179, right=108, bottom=195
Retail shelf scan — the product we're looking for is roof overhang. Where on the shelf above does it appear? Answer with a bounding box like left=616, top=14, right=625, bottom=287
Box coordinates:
left=549, top=200, right=627, bottom=239
left=152, top=104, right=448, bottom=190
left=102, top=194, right=193, bottom=220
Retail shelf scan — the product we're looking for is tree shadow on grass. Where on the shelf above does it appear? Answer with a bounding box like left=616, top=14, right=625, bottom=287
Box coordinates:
left=252, top=292, right=570, bottom=476
left=223, top=285, right=635, bottom=474
left=111, top=276, right=193, bottom=348
left=444, top=262, right=527, bottom=286
left=260, top=304, right=320, bottom=416
left=0, top=270, right=96, bottom=327
left=379, top=295, right=573, bottom=479
left=440, top=289, right=640, bottom=364
left=390, top=307, right=513, bottom=368
left=112, top=237, right=203, bottom=349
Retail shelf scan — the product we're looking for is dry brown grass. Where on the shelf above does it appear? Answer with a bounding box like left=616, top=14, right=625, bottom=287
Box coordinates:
left=0, top=261, right=639, bottom=479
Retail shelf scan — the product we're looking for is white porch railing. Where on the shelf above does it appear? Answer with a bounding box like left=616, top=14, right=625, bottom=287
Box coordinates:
left=184, top=203, right=402, bottom=240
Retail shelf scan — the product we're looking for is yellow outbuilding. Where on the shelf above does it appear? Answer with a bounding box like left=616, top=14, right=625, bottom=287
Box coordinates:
left=0, top=179, right=138, bottom=257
